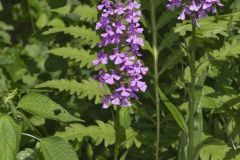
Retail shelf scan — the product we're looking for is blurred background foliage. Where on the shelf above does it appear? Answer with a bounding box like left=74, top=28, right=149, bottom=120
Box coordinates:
left=1, top=0, right=240, bottom=159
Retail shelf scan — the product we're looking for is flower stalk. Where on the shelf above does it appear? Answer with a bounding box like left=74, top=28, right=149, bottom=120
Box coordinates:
left=114, top=108, right=120, bottom=160
left=150, top=1, right=160, bottom=159
left=187, top=22, right=196, bottom=160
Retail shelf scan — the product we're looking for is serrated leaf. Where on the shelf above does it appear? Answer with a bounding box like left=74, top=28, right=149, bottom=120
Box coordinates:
left=40, top=136, right=78, bottom=160
left=0, top=115, right=21, bottom=160
left=47, top=47, right=95, bottom=69
left=209, top=40, right=240, bottom=61
left=193, top=136, right=225, bottom=160
left=124, top=128, right=141, bottom=149
left=55, top=121, right=115, bottom=147
left=18, top=93, right=81, bottom=122
left=56, top=121, right=141, bottom=149
left=73, top=4, right=98, bottom=22
left=43, top=26, right=99, bottom=48
left=36, top=78, right=110, bottom=104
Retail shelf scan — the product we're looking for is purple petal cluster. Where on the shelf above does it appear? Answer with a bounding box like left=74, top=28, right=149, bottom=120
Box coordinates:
left=94, top=0, right=148, bottom=109
left=167, top=0, right=223, bottom=27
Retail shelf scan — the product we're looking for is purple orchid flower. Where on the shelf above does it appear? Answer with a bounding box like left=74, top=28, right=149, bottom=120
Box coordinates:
left=94, top=0, right=148, bottom=109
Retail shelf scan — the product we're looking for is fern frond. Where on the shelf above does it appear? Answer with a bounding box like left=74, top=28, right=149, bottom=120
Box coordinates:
left=36, top=78, right=110, bottom=104
left=43, top=26, right=99, bottom=48
left=175, top=12, right=240, bottom=39
left=55, top=121, right=142, bottom=148
left=51, top=4, right=97, bottom=22
left=197, top=40, right=240, bottom=78
left=210, top=40, right=240, bottom=60
left=47, top=47, right=95, bottom=68
left=55, top=121, right=115, bottom=147
left=73, top=5, right=98, bottom=22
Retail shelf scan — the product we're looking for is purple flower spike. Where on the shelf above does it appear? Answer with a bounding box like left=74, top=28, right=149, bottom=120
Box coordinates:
left=167, top=0, right=182, bottom=10
left=167, top=0, right=223, bottom=27
left=94, top=0, right=148, bottom=109
left=93, top=51, right=108, bottom=66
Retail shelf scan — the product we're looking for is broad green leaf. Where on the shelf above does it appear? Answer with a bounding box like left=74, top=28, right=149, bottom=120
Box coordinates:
left=40, top=136, right=78, bottom=160
left=0, top=115, right=21, bottom=160
left=18, top=93, right=81, bottom=122
left=158, top=88, right=188, bottom=133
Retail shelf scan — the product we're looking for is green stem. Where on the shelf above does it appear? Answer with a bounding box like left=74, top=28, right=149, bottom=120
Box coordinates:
left=187, top=23, right=196, bottom=160
left=150, top=1, right=160, bottom=160
left=22, top=133, right=40, bottom=141
left=114, top=108, right=120, bottom=160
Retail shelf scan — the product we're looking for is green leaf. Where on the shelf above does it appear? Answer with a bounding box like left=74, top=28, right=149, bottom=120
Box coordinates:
left=158, top=49, right=184, bottom=76
left=51, top=5, right=71, bottom=15
left=157, top=11, right=177, bottom=29
left=120, top=150, right=129, bottom=160
left=18, top=93, right=81, bottom=122
left=142, top=37, right=153, bottom=53
left=124, top=128, right=141, bottom=149
left=73, top=4, right=98, bottom=22
left=119, top=108, right=131, bottom=129
left=158, top=88, right=188, bottom=133
left=36, top=78, right=110, bottom=104
left=0, top=115, right=21, bottom=160
left=40, top=136, right=78, bottom=160
left=158, top=30, right=179, bottom=52
left=30, top=115, right=45, bottom=126
left=193, top=136, right=225, bottom=160
left=200, top=144, right=231, bottom=160
left=47, top=47, right=95, bottom=69
left=17, top=148, right=35, bottom=160
left=55, top=121, right=115, bottom=147
left=209, top=40, right=240, bottom=61
left=36, top=13, right=48, bottom=29
left=197, top=16, right=229, bottom=39
left=56, top=121, right=141, bottom=149
left=43, top=26, right=99, bottom=48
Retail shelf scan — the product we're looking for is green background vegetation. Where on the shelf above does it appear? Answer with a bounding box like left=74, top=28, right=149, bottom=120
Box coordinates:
left=1, top=0, right=240, bottom=159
